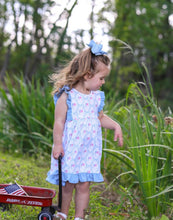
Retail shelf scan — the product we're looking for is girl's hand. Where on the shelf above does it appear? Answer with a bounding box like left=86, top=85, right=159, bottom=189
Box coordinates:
left=53, top=145, right=64, bottom=159
left=114, top=124, right=123, bottom=146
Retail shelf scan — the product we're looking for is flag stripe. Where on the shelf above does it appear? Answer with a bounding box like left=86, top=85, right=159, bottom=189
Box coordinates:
left=0, top=188, right=7, bottom=194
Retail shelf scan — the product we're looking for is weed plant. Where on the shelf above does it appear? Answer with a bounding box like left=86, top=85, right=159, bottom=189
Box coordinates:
left=103, top=75, right=173, bottom=218
left=0, top=75, right=54, bottom=156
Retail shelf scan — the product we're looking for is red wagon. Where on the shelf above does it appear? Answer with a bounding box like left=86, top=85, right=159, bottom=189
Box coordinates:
left=0, top=184, right=57, bottom=220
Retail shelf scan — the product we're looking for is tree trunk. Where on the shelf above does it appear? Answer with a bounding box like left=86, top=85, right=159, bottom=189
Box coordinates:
left=0, top=44, right=12, bottom=81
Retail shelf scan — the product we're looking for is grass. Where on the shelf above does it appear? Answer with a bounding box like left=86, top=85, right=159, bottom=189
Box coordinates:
left=0, top=75, right=54, bottom=156
left=103, top=81, right=173, bottom=219
left=0, top=151, right=148, bottom=220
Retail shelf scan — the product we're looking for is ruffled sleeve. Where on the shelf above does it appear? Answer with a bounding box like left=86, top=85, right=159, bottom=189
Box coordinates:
left=53, top=85, right=70, bottom=105
left=98, top=91, right=105, bottom=114
left=53, top=85, right=72, bottom=121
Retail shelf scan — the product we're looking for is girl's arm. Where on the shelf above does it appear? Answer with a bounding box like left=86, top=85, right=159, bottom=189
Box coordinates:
left=98, top=110, right=123, bottom=146
left=52, top=92, right=67, bottom=159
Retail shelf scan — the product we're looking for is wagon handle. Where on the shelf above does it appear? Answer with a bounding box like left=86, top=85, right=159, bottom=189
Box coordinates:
left=58, top=154, right=62, bottom=211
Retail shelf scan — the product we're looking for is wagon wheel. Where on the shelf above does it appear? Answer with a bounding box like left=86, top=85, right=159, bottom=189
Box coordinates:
left=41, top=206, right=56, bottom=215
left=49, top=205, right=57, bottom=215
left=38, top=210, right=53, bottom=220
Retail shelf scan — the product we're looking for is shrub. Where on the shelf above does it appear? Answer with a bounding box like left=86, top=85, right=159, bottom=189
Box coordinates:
left=0, top=75, right=54, bottom=156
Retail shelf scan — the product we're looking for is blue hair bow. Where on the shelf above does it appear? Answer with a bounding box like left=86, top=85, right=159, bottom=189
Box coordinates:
left=87, top=40, right=107, bottom=55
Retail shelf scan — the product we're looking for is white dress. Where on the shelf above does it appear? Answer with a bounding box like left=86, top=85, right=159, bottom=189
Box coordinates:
left=46, top=86, right=105, bottom=186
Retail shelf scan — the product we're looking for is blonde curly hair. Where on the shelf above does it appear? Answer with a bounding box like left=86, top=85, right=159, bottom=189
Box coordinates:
left=50, top=48, right=110, bottom=95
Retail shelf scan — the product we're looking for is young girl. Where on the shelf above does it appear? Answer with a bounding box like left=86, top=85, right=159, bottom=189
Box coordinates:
left=46, top=40, right=123, bottom=220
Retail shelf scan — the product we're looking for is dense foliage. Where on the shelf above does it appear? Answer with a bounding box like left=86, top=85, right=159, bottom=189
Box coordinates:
left=108, top=0, right=173, bottom=109
left=0, top=0, right=173, bottom=108
left=0, top=75, right=54, bottom=155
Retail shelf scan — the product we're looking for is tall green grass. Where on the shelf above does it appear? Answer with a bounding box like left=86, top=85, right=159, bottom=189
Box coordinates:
left=104, top=80, right=173, bottom=218
left=0, top=75, right=54, bottom=156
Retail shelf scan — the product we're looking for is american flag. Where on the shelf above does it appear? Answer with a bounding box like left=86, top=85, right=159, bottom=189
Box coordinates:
left=0, top=183, right=26, bottom=196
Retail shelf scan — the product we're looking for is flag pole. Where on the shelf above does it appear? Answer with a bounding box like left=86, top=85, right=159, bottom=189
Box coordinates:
left=15, top=182, right=29, bottom=196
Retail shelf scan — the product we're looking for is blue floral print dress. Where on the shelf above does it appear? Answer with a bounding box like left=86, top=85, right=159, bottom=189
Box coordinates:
left=46, top=86, right=105, bottom=186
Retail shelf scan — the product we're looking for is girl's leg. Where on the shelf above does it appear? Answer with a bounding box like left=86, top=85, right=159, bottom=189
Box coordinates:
left=74, top=182, right=90, bottom=219
left=60, top=182, right=75, bottom=217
